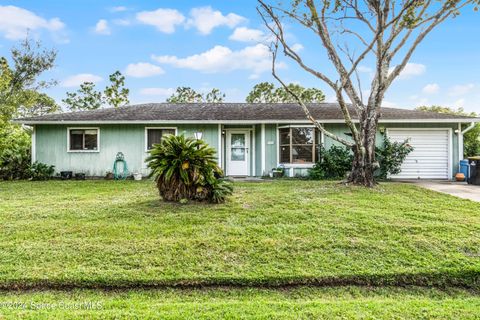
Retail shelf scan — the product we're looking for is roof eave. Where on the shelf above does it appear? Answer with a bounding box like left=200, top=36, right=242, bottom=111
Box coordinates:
left=13, top=118, right=480, bottom=125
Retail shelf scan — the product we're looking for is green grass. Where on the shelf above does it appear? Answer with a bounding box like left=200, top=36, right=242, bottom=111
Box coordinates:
left=0, top=287, right=479, bottom=319
left=0, top=180, right=479, bottom=289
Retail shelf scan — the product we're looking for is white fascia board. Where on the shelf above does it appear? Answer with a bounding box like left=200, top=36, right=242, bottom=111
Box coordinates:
left=13, top=118, right=480, bottom=125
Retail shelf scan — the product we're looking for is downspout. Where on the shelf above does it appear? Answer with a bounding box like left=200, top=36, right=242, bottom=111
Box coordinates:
left=31, top=125, right=36, bottom=164
left=458, top=122, right=475, bottom=164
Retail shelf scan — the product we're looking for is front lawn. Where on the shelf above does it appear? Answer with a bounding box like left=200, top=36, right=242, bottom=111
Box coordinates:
left=0, top=180, right=479, bottom=289
left=0, top=287, right=479, bottom=319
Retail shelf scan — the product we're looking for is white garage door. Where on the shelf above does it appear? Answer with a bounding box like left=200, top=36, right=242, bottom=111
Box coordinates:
left=388, top=129, right=450, bottom=179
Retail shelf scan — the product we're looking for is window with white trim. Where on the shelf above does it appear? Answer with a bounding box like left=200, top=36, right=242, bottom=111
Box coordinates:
left=146, top=128, right=176, bottom=150
left=279, top=127, right=319, bottom=164
left=69, top=129, right=98, bottom=151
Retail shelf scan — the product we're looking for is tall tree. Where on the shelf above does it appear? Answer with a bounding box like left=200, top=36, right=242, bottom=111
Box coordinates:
left=63, top=71, right=130, bottom=111
left=246, top=82, right=325, bottom=103
left=0, top=38, right=58, bottom=177
left=62, top=82, right=104, bottom=112
left=416, top=106, right=480, bottom=157
left=205, top=88, right=226, bottom=103
left=166, top=87, right=225, bottom=103
left=258, top=0, right=478, bottom=187
left=104, top=71, right=130, bottom=108
left=0, top=38, right=57, bottom=122
left=16, top=91, right=59, bottom=118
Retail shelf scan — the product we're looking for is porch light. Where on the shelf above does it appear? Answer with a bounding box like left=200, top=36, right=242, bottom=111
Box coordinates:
left=194, top=131, right=203, bottom=140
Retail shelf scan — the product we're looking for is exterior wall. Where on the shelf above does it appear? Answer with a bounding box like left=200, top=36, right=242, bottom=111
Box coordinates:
left=323, top=122, right=460, bottom=179
left=35, top=121, right=462, bottom=179
left=264, top=124, right=277, bottom=174
left=35, top=124, right=219, bottom=177
left=254, top=124, right=262, bottom=176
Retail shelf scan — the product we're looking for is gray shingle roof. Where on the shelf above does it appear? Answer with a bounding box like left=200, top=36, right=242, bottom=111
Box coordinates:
left=15, top=103, right=479, bottom=123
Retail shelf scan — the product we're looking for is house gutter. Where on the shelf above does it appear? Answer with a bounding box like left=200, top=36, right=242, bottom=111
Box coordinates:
left=462, top=122, right=476, bottom=135
left=12, top=118, right=480, bottom=125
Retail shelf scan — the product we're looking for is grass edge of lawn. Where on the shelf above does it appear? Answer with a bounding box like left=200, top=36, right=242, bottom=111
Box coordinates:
left=2, top=268, right=479, bottom=291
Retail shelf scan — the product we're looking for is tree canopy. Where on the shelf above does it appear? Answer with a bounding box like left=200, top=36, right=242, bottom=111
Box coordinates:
left=166, top=87, right=226, bottom=103
left=246, top=82, right=325, bottom=103
left=0, top=38, right=59, bottom=179
left=63, top=82, right=104, bottom=112
left=62, top=71, right=130, bottom=112
left=0, top=38, right=58, bottom=123
left=104, top=71, right=130, bottom=108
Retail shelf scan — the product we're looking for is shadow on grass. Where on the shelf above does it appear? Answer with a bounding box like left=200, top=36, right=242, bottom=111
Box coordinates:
left=1, top=269, right=479, bottom=291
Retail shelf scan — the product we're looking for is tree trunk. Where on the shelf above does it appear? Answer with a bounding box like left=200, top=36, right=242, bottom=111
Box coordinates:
left=346, top=109, right=379, bottom=187
left=347, top=147, right=376, bottom=187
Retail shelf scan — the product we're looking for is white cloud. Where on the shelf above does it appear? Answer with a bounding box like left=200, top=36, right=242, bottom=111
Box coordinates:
left=422, top=83, right=439, bottom=94
left=136, top=8, right=185, bottom=33
left=398, top=63, right=426, bottom=79
left=61, top=74, right=103, bottom=87
left=0, top=5, right=66, bottom=40
left=125, top=62, right=165, bottom=78
left=94, top=19, right=110, bottom=35
left=110, top=6, right=127, bottom=12
left=357, top=65, right=373, bottom=73
left=229, top=27, right=264, bottom=42
left=291, top=43, right=304, bottom=53
left=324, top=95, right=337, bottom=103
left=382, top=100, right=400, bottom=108
left=153, top=44, right=278, bottom=78
left=415, top=97, right=429, bottom=106
left=113, top=19, right=131, bottom=26
left=454, top=98, right=466, bottom=108
left=389, top=62, right=426, bottom=80
left=140, top=87, right=175, bottom=96
left=187, top=6, right=246, bottom=35
left=449, top=83, right=475, bottom=96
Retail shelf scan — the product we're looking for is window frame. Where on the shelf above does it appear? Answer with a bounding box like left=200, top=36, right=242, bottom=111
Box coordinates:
left=278, top=126, right=319, bottom=165
left=144, top=127, right=177, bottom=152
left=67, top=127, right=100, bottom=153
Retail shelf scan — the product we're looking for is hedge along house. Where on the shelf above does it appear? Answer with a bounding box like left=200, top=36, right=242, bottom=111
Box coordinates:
left=16, top=103, right=479, bottom=180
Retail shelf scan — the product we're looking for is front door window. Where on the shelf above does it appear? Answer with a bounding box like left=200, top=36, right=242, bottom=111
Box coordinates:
left=231, top=134, right=246, bottom=161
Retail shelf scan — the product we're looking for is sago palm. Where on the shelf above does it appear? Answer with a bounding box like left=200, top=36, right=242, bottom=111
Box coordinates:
left=146, top=134, right=232, bottom=203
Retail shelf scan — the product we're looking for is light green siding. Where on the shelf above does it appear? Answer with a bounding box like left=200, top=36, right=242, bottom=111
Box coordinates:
left=35, top=124, right=219, bottom=177
left=35, top=121, right=463, bottom=179
left=254, top=125, right=262, bottom=176
left=264, top=124, right=277, bottom=174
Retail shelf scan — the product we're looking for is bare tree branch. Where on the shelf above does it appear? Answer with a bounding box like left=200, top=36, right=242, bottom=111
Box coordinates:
left=270, top=41, right=355, bottom=147
left=257, top=0, right=477, bottom=185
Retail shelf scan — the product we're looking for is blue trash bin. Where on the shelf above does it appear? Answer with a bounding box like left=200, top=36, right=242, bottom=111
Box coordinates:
left=459, top=159, right=469, bottom=182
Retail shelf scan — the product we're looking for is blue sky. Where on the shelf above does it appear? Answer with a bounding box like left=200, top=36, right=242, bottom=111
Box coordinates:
left=0, top=0, right=479, bottom=113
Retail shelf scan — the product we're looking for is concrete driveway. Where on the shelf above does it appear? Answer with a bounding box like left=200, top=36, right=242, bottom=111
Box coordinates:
left=405, top=180, right=480, bottom=202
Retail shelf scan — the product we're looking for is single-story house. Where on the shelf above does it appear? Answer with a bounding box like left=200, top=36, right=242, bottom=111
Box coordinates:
left=15, top=103, right=479, bottom=179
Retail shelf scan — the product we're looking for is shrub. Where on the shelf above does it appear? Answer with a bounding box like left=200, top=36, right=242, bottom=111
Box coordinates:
left=309, top=136, right=413, bottom=181
left=28, top=162, right=55, bottom=180
left=309, top=145, right=353, bottom=180
left=146, top=134, right=233, bottom=203
left=375, top=136, right=414, bottom=179
left=0, top=124, right=31, bottom=180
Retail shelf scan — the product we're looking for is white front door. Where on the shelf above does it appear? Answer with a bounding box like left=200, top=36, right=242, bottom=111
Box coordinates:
left=226, top=131, right=250, bottom=176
